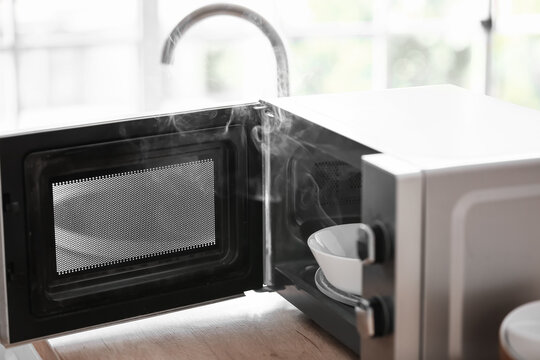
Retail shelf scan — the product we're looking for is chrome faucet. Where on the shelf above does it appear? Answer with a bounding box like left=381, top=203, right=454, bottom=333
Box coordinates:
left=161, top=3, right=290, bottom=97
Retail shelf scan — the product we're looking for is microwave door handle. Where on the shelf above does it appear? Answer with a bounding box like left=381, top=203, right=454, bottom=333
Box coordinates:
left=355, top=224, right=394, bottom=339
left=354, top=225, right=376, bottom=339
left=354, top=223, right=377, bottom=339
left=356, top=295, right=394, bottom=338
left=356, top=297, right=375, bottom=338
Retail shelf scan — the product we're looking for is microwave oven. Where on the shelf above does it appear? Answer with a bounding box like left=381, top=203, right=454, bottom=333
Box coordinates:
left=2, top=85, right=540, bottom=359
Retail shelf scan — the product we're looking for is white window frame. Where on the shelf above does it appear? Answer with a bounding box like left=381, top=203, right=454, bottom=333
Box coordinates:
left=2, top=0, right=540, bottom=127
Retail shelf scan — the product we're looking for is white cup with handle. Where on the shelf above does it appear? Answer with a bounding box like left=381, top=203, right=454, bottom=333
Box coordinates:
left=307, top=223, right=375, bottom=295
left=500, top=301, right=540, bottom=360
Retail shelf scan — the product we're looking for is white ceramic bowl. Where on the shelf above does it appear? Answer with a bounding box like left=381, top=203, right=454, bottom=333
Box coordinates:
left=500, top=301, right=540, bottom=360
left=307, top=223, right=371, bottom=295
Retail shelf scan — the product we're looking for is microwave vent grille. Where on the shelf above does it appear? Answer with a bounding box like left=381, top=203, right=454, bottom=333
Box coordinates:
left=51, top=159, right=216, bottom=275
left=313, top=161, right=362, bottom=206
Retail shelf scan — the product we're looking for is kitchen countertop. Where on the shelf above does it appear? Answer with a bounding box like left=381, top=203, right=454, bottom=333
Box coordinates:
left=33, top=291, right=357, bottom=360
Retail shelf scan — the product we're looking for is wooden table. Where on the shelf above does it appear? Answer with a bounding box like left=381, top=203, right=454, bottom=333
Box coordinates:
left=34, top=291, right=357, bottom=360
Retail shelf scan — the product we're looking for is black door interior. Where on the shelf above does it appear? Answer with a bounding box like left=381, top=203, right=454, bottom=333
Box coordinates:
left=0, top=104, right=263, bottom=343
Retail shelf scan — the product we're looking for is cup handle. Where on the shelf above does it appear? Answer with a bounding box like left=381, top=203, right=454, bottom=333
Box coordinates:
left=357, top=223, right=376, bottom=265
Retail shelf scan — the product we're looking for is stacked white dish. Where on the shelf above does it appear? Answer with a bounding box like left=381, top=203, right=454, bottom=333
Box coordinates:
left=307, top=223, right=374, bottom=296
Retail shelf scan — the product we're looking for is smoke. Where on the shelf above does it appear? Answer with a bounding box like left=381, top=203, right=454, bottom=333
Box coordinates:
left=301, top=173, right=338, bottom=228
left=249, top=104, right=364, bottom=246
left=110, top=97, right=364, bottom=262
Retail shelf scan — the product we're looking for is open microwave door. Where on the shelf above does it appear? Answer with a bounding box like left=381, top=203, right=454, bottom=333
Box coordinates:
left=0, top=104, right=263, bottom=344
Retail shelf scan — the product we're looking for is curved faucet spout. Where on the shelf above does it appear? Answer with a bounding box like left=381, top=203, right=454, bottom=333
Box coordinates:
left=161, top=3, right=290, bottom=97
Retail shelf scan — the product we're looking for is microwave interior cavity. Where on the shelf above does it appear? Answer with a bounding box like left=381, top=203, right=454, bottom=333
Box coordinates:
left=263, top=104, right=378, bottom=352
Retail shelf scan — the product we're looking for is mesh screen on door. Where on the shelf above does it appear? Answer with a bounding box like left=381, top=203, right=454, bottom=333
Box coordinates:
left=52, top=159, right=216, bottom=275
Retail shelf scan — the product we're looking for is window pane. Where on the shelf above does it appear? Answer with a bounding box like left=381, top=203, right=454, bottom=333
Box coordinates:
left=291, top=38, right=372, bottom=94
left=158, top=0, right=279, bottom=41
left=388, top=0, right=481, bottom=20
left=492, top=35, right=540, bottom=110
left=281, top=0, right=372, bottom=24
left=0, top=1, right=6, bottom=41
left=388, top=35, right=471, bottom=88
left=1, top=0, right=14, bottom=46
left=511, top=0, right=540, bottom=14
left=15, top=0, right=137, bottom=36
left=308, top=0, right=372, bottom=22
left=158, top=1, right=285, bottom=108
left=203, top=37, right=276, bottom=98
left=0, top=53, right=17, bottom=130
left=18, top=45, right=139, bottom=126
left=161, top=18, right=277, bottom=108
left=159, top=0, right=372, bottom=103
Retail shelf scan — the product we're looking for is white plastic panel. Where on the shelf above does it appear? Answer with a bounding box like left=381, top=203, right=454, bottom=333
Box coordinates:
left=423, top=158, right=540, bottom=359
left=449, top=185, right=540, bottom=358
